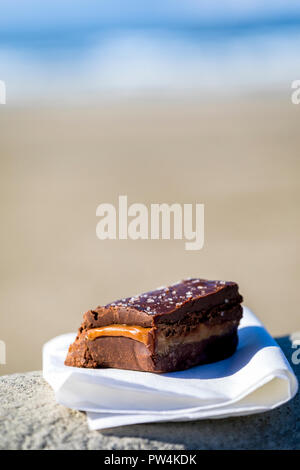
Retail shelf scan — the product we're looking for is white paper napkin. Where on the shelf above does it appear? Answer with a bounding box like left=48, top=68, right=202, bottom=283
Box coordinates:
left=43, top=307, right=298, bottom=430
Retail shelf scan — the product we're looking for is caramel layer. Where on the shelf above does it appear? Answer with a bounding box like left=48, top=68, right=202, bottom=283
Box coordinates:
left=86, top=324, right=151, bottom=345
left=156, top=320, right=238, bottom=355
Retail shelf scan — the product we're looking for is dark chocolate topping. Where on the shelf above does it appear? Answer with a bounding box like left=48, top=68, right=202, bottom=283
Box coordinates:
left=81, top=278, right=243, bottom=328
left=106, top=278, right=239, bottom=316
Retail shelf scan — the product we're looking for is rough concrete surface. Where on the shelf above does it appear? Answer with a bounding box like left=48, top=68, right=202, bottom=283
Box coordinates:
left=0, top=336, right=299, bottom=450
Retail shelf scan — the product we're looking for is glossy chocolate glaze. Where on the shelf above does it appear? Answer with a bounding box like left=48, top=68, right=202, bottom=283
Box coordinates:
left=106, top=278, right=239, bottom=316
left=82, top=279, right=243, bottom=328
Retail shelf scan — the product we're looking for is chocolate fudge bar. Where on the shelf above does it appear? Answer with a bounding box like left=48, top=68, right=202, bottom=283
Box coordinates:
left=65, top=278, right=243, bottom=373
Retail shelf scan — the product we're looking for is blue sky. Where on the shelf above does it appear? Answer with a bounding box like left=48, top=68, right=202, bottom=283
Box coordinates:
left=1, top=0, right=299, bottom=102
left=1, top=0, right=300, bottom=32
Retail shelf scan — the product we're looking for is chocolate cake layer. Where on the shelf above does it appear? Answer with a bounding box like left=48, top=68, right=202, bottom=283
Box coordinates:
left=65, top=278, right=243, bottom=373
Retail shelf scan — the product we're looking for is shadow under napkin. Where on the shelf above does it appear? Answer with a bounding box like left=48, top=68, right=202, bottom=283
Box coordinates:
left=99, top=336, right=300, bottom=450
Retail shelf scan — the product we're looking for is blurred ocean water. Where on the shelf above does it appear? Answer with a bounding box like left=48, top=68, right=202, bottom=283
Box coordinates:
left=1, top=0, right=300, bottom=102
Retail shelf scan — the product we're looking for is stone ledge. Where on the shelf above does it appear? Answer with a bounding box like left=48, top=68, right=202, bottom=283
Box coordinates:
left=0, top=336, right=299, bottom=450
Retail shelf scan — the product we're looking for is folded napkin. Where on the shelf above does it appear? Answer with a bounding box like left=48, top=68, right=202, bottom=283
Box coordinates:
left=43, top=307, right=298, bottom=430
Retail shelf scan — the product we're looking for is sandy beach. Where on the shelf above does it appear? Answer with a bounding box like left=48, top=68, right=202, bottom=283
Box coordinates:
left=0, top=97, right=299, bottom=375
